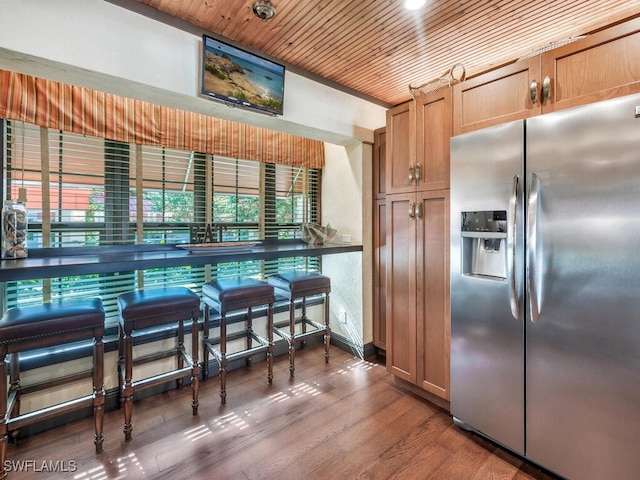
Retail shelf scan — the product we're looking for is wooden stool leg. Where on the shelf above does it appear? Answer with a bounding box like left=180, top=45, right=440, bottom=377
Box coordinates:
left=246, top=307, right=253, bottom=367
left=8, top=353, right=19, bottom=444
left=177, top=319, right=185, bottom=390
left=300, top=297, right=308, bottom=348
left=288, top=298, right=296, bottom=378
left=324, top=292, right=331, bottom=364
left=0, top=351, right=8, bottom=480
left=219, top=313, right=228, bottom=405
left=122, top=330, right=134, bottom=442
left=267, top=302, right=274, bottom=385
left=117, top=325, right=124, bottom=409
left=93, top=333, right=105, bottom=454
left=190, top=315, right=200, bottom=415
left=202, top=307, right=210, bottom=381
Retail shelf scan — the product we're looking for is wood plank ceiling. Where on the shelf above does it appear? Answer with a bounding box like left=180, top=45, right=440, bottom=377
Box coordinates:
left=136, top=0, right=640, bottom=106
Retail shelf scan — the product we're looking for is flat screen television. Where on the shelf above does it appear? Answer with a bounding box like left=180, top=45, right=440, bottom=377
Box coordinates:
left=201, top=34, right=285, bottom=116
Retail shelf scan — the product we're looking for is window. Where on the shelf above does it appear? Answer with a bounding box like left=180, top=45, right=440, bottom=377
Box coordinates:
left=2, top=120, right=321, bottom=317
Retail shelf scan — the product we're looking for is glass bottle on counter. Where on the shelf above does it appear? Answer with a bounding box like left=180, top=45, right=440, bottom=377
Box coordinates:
left=2, top=200, right=28, bottom=259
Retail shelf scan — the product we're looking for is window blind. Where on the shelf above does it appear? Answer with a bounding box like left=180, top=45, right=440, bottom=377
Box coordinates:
left=2, top=120, right=322, bottom=317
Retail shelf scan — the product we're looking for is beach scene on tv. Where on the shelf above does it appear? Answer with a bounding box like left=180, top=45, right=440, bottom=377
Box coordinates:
left=202, top=38, right=284, bottom=114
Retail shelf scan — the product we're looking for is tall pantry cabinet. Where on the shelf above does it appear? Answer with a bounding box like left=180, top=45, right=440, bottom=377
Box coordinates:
left=384, top=88, right=451, bottom=404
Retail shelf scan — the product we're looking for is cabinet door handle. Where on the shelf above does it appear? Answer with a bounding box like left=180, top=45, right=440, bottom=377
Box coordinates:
left=408, top=203, right=415, bottom=219
left=530, top=80, right=538, bottom=104
left=408, top=165, right=414, bottom=184
left=415, top=163, right=422, bottom=183
left=415, top=201, right=422, bottom=219
left=542, top=76, right=551, bottom=104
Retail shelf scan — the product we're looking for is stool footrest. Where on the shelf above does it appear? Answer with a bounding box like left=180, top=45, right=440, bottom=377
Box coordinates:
left=7, top=393, right=96, bottom=430
left=274, top=319, right=327, bottom=343
left=204, top=331, right=270, bottom=363
left=19, top=368, right=94, bottom=396
left=131, top=365, right=195, bottom=392
left=131, top=348, right=192, bottom=368
left=121, top=347, right=196, bottom=391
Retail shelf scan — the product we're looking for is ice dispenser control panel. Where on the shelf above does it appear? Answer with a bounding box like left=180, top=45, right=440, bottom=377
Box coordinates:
left=460, top=210, right=507, bottom=280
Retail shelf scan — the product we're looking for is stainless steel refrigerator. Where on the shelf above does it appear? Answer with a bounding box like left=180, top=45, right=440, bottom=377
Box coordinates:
left=450, top=93, right=640, bottom=480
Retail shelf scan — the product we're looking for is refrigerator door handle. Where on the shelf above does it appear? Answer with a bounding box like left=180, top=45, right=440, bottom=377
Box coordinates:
left=527, top=173, right=541, bottom=322
left=507, top=175, right=520, bottom=320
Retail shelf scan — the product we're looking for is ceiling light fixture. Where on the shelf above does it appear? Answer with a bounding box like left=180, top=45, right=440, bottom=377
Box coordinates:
left=252, top=1, right=277, bottom=20
left=404, top=0, right=426, bottom=10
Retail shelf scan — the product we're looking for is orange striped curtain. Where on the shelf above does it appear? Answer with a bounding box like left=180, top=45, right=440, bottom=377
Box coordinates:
left=0, top=69, right=324, bottom=168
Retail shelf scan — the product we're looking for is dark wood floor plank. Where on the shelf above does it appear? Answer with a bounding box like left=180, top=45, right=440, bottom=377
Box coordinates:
left=7, top=345, right=559, bottom=480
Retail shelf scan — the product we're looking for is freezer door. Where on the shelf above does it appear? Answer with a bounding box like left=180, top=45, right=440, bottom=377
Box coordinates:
left=525, top=93, right=640, bottom=479
left=450, top=120, right=525, bottom=454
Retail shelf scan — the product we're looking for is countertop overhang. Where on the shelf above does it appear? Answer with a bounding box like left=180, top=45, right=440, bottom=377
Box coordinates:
left=0, top=240, right=363, bottom=282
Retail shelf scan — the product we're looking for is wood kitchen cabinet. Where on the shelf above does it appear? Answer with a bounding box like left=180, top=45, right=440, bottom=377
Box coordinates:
left=373, top=127, right=387, bottom=352
left=386, top=189, right=450, bottom=400
left=383, top=87, right=452, bottom=403
left=386, top=89, right=452, bottom=193
left=453, top=16, right=640, bottom=135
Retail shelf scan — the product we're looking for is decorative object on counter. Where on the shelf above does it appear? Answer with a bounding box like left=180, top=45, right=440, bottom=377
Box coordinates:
left=300, top=223, right=337, bottom=245
left=190, top=223, right=229, bottom=243
left=177, top=241, right=261, bottom=254
left=2, top=199, right=28, bottom=259
left=409, top=63, right=466, bottom=99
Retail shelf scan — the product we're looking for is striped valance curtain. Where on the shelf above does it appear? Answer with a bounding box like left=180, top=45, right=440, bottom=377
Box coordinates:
left=0, top=69, right=324, bottom=168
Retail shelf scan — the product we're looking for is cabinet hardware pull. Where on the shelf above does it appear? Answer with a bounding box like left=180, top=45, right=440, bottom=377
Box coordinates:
left=415, top=201, right=422, bottom=219
left=408, top=165, right=414, bottom=184
left=542, top=76, right=551, bottom=104
left=408, top=203, right=415, bottom=219
left=415, top=163, right=422, bottom=183
left=530, top=80, right=538, bottom=104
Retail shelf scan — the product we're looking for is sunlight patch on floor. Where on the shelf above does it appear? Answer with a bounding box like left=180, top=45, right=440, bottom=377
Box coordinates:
left=73, top=452, right=144, bottom=480
left=184, top=424, right=213, bottom=441
left=268, top=382, right=322, bottom=403
left=213, top=411, right=250, bottom=431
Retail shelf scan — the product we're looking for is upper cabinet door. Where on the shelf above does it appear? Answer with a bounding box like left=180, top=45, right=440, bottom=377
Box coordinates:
left=453, top=56, right=541, bottom=135
left=541, top=17, right=640, bottom=114
left=385, top=101, right=416, bottom=195
left=415, top=88, right=452, bottom=191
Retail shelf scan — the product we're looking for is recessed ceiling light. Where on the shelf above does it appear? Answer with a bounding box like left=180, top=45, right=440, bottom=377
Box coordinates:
left=404, top=0, right=426, bottom=10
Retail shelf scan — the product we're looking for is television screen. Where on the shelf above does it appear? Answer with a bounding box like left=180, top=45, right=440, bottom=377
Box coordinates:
left=201, top=35, right=285, bottom=116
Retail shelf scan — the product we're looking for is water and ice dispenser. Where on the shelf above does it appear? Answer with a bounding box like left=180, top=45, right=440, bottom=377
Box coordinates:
left=460, top=210, right=507, bottom=280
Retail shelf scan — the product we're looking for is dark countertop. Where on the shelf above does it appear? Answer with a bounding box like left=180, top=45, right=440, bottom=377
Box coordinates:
left=0, top=240, right=363, bottom=282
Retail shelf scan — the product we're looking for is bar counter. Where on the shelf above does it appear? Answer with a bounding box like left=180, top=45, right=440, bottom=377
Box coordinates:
left=0, top=240, right=363, bottom=282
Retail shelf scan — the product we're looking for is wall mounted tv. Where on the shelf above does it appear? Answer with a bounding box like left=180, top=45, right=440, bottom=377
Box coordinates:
left=201, top=34, right=285, bottom=116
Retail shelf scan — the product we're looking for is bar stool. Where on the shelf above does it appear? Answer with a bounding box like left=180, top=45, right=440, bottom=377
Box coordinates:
left=202, top=278, right=274, bottom=405
left=117, top=287, right=200, bottom=442
left=0, top=298, right=105, bottom=476
left=267, top=272, right=331, bottom=377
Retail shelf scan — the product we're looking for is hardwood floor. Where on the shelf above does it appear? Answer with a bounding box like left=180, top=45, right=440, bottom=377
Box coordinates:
left=7, top=345, right=559, bottom=479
